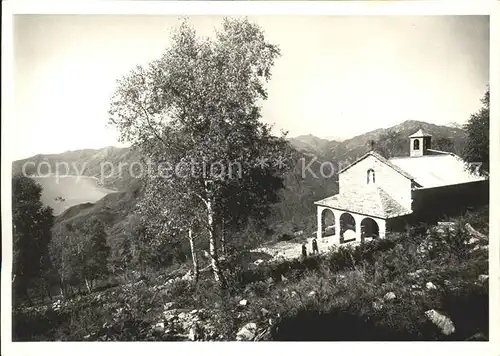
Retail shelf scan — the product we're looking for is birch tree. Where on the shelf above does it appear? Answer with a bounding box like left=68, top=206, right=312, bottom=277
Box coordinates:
left=109, top=18, right=289, bottom=287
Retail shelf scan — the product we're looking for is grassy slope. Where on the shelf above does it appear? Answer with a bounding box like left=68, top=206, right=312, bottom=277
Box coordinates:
left=13, top=206, right=489, bottom=341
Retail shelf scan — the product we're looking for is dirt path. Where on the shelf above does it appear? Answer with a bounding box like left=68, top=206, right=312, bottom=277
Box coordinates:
left=252, top=235, right=347, bottom=261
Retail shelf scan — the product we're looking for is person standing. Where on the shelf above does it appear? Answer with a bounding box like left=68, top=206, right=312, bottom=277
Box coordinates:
left=301, top=244, right=307, bottom=258
left=312, top=238, right=319, bottom=255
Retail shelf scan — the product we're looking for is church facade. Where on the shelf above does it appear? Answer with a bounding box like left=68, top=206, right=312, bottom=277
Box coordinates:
left=315, top=129, right=488, bottom=244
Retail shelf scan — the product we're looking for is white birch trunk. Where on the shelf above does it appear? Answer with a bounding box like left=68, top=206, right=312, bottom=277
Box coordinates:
left=220, top=217, right=226, bottom=255
left=206, top=187, right=226, bottom=287
left=188, top=229, right=199, bottom=283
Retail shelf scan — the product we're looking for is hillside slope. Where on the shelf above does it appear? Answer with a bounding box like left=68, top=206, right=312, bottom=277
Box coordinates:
left=288, top=135, right=339, bottom=159
left=13, top=146, right=141, bottom=191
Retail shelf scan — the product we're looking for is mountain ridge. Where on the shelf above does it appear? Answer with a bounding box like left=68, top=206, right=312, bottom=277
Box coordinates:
left=288, top=120, right=466, bottom=161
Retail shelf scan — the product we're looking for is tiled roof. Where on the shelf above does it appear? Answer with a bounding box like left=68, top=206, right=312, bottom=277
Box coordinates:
left=409, top=129, right=432, bottom=138
left=338, top=151, right=415, bottom=180
left=389, top=153, right=486, bottom=188
left=315, top=185, right=412, bottom=219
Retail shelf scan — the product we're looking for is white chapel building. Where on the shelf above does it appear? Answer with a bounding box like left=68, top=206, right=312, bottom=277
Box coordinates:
left=314, top=129, right=487, bottom=244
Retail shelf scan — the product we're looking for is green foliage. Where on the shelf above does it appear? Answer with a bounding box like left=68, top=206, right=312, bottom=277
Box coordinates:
left=464, top=87, right=489, bottom=175
left=118, top=236, right=133, bottom=271
left=372, top=130, right=408, bottom=158
left=434, top=137, right=455, bottom=152
left=50, top=217, right=111, bottom=294
left=109, top=17, right=290, bottom=285
left=12, top=174, right=54, bottom=304
left=82, top=217, right=111, bottom=281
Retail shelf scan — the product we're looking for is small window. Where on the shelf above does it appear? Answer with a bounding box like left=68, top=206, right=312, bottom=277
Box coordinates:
left=413, top=139, right=420, bottom=150
left=367, top=169, right=375, bottom=184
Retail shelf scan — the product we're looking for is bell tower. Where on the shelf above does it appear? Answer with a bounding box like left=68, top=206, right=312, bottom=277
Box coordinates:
left=409, top=129, right=432, bottom=157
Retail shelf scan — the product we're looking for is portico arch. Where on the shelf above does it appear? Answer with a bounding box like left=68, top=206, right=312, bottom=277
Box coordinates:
left=340, top=212, right=356, bottom=242
left=316, top=204, right=387, bottom=244
left=321, top=209, right=335, bottom=236
left=361, top=217, right=379, bottom=241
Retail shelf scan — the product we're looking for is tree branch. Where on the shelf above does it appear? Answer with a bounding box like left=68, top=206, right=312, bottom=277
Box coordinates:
left=137, top=98, right=170, bottom=150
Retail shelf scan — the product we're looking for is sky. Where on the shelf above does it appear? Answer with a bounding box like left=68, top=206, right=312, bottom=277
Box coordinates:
left=12, top=15, right=489, bottom=160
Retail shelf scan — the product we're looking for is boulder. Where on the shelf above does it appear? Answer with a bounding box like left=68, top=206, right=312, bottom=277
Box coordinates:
left=467, top=237, right=480, bottom=245
left=478, top=274, right=489, bottom=283
left=181, top=320, right=193, bottom=331
left=465, top=332, right=487, bottom=341
left=372, top=300, right=383, bottom=311
left=254, top=259, right=264, bottom=266
left=163, top=313, right=177, bottom=323
left=471, top=245, right=488, bottom=252
left=236, top=322, right=257, bottom=341
left=239, top=299, right=248, bottom=306
left=254, top=327, right=272, bottom=341
left=426, top=281, right=438, bottom=290
left=188, top=326, right=197, bottom=341
left=163, top=302, right=176, bottom=310
left=153, top=322, right=165, bottom=335
left=407, top=272, right=419, bottom=278
left=438, top=221, right=456, bottom=228
left=465, top=223, right=488, bottom=241
left=383, top=292, right=396, bottom=301
left=425, top=309, right=455, bottom=335
left=308, top=291, right=317, bottom=298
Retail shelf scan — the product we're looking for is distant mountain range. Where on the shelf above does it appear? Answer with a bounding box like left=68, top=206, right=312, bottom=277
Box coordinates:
left=287, top=120, right=466, bottom=162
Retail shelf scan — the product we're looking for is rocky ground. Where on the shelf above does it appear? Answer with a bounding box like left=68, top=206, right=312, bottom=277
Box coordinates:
left=14, top=219, right=489, bottom=341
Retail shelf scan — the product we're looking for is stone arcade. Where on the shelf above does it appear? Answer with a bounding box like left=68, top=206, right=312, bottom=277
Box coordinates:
left=315, top=129, right=487, bottom=245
